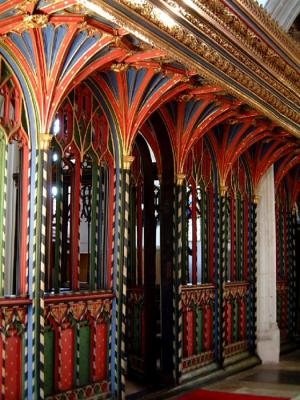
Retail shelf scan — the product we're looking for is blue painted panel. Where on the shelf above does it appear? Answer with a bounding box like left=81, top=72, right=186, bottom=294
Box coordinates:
left=184, top=100, right=203, bottom=131
left=140, top=73, right=171, bottom=108
left=84, top=46, right=112, bottom=69
left=42, top=24, right=55, bottom=73
left=0, top=9, right=18, bottom=21
left=196, top=103, right=219, bottom=129
left=9, top=33, right=36, bottom=72
left=22, top=31, right=36, bottom=71
left=228, top=123, right=244, bottom=146
left=50, top=25, right=68, bottom=72
left=60, top=32, right=100, bottom=80
left=127, top=67, right=147, bottom=107
left=101, top=71, right=120, bottom=99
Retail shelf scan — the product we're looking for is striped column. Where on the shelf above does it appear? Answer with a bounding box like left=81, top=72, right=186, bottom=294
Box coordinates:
left=93, top=166, right=101, bottom=289
left=248, top=198, right=258, bottom=353
left=36, top=134, right=52, bottom=399
left=57, top=325, right=63, bottom=391
left=0, top=137, right=7, bottom=296
left=213, top=189, right=220, bottom=361
left=30, top=150, right=39, bottom=399
left=287, top=211, right=296, bottom=336
left=1, top=309, right=6, bottom=398
left=115, top=155, right=134, bottom=400
left=173, top=174, right=185, bottom=383
left=219, top=186, right=227, bottom=365
left=24, top=151, right=32, bottom=397
left=76, top=320, right=81, bottom=387
left=110, top=171, right=121, bottom=397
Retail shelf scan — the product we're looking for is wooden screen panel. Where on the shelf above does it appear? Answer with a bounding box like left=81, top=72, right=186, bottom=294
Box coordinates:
left=79, top=325, right=91, bottom=386
left=59, top=328, right=74, bottom=391
left=45, top=329, right=55, bottom=396
left=95, top=323, right=108, bottom=381
left=6, top=333, right=22, bottom=400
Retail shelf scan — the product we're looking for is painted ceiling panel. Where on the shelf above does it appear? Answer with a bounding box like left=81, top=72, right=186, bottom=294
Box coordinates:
left=9, top=32, right=36, bottom=72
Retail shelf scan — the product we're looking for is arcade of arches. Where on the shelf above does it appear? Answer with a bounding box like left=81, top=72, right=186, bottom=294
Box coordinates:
left=0, top=1, right=299, bottom=399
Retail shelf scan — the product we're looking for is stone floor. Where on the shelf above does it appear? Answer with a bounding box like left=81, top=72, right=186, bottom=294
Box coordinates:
left=200, top=350, right=300, bottom=399
left=126, top=350, right=300, bottom=399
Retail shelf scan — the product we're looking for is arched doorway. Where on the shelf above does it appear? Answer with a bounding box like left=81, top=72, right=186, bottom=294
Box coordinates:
left=126, top=113, right=175, bottom=395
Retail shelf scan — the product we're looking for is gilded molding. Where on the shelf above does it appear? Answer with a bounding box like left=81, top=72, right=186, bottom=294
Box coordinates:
left=164, top=0, right=300, bottom=108
left=123, top=154, right=135, bottom=169
left=233, top=0, right=300, bottom=63
left=220, top=185, right=228, bottom=197
left=176, top=173, right=186, bottom=186
left=253, top=195, right=260, bottom=204
left=22, top=14, right=49, bottom=29
left=39, top=133, right=52, bottom=151
left=186, top=0, right=299, bottom=94
left=95, top=0, right=300, bottom=135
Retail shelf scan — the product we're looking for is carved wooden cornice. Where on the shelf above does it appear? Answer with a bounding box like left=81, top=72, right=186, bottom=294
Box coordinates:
left=81, top=0, right=300, bottom=138
left=231, top=0, right=300, bottom=63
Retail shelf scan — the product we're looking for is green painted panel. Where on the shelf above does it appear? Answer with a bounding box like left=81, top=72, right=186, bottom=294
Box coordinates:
left=233, top=300, right=239, bottom=342
left=79, top=325, right=91, bottom=386
left=45, top=330, right=55, bottom=396
left=196, top=308, right=203, bottom=354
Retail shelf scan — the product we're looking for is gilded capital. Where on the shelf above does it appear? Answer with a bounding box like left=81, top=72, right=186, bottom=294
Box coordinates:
left=176, top=174, right=186, bottom=186
left=39, top=133, right=52, bottom=151
left=220, top=185, right=228, bottom=197
left=253, top=195, right=260, bottom=204
left=123, top=155, right=135, bottom=170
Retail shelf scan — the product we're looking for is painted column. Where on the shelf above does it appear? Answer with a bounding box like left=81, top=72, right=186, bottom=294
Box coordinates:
left=173, top=174, right=185, bottom=383
left=32, top=133, right=52, bottom=400
left=116, top=154, right=134, bottom=400
left=256, top=165, right=280, bottom=363
left=219, top=185, right=227, bottom=365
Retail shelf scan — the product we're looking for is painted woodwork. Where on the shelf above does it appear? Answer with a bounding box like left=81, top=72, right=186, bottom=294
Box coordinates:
left=275, top=176, right=298, bottom=343
left=181, top=285, right=215, bottom=371
left=180, top=139, right=217, bottom=373
left=44, top=294, right=112, bottom=399
left=0, top=302, right=29, bottom=400
left=222, top=159, right=254, bottom=359
left=47, top=84, right=114, bottom=292
left=0, top=2, right=298, bottom=399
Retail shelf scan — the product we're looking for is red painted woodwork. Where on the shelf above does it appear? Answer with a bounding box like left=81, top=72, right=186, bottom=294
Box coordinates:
left=225, top=301, right=233, bottom=345
left=182, top=285, right=215, bottom=370
left=94, top=323, right=108, bottom=381
left=71, top=156, right=81, bottom=291
left=240, top=299, right=246, bottom=340
left=59, top=328, right=74, bottom=391
left=45, top=292, right=114, bottom=304
left=5, top=333, right=22, bottom=400
left=203, top=306, right=213, bottom=351
left=243, top=199, right=249, bottom=280
left=186, top=308, right=195, bottom=357
left=209, top=187, right=215, bottom=282
left=46, top=296, right=111, bottom=396
left=224, top=282, right=249, bottom=357
left=230, top=196, right=236, bottom=282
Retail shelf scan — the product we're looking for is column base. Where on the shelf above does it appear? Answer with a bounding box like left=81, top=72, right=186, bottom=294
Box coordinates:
left=257, top=323, right=280, bottom=363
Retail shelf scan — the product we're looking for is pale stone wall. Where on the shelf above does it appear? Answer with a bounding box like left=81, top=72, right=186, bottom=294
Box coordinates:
left=256, top=165, right=280, bottom=363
